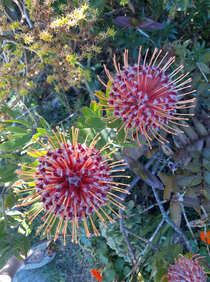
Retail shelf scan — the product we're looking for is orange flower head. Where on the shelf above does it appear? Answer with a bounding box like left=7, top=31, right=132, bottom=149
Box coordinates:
left=15, top=127, right=130, bottom=245
left=96, top=47, right=196, bottom=148
left=200, top=231, right=210, bottom=244
left=91, top=269, right=103, bottom=281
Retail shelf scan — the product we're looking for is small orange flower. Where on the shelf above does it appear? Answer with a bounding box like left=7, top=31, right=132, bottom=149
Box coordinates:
left=200, top=231, right=210, bottom=244
left=91, top=269, right=103, bottom=281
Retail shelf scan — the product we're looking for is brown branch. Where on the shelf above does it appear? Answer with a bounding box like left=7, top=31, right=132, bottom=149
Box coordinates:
left=124, top=227, right=161, bottom=252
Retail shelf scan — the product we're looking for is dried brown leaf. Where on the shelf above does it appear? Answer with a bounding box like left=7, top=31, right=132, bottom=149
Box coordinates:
left=170, top=198, right=181, bottom=227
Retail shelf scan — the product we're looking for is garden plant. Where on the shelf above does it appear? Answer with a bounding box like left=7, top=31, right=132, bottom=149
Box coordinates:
left=0, top=0, right=210, bottom=281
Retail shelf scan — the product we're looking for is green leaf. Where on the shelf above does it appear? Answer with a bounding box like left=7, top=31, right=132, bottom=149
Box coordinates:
left=115, top=258, right=124, bottom=272
left=87, top=117, right=107, bottom=129
left=204, top=171, right=210, bottom=185
left=123, top=266, right=131, bottom=276
left=0, top=245, right=10, bottom=256
left=203, top=159, right=210, bottom=171
left=81, top=107, right=97, bottom=119
left=115, top=233, right=124, bottom=244
left=11, top=231, right=31, bottom=256
left=1, top=106, right=19, bottom=119
left=0, top=221, right=5, bottom=235
left=105, top=270, right=116, bottom=280
left=7, top=127, right=28, bottom=134
left=203, top=148, right=210, bottom=161
left=128, top=200, right=135, bottom=209
left=13, top=249, right=24, bottom=261
left=185, top=163, right=201, bottom=173
left=37, top=128, right=46, bottom=135
left=1, top=119, right=32, bottom=127
left=5, top=192, right=16, bottom=209
left=155, top=267, right=168, bottom=282
left=106, top=118, right=121, bottom=129
left=40, top=117, right=50, bottom=131
left=0, top=173, right=17, bottom=183
left=98, top=253, right=109, bottom=265
left=175, top=176, right=202, bottom=186
left=189, top=239, right=199, bottom=253
left=199, top=62, right=210, bottom=74
left=0, top=163, right=17, bottom=178
left=0, top=248, right=12, bottom=268
left=125, top=218, right=133, bottom=229
left=0, top=135, right=31, bottom=151
left=168, top=244, right=183, bottom=260
left=98, top=241, right=108, bottom=254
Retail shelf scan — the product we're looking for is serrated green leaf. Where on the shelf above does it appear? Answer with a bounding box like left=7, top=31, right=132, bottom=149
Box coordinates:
left=106, top=118, right=121, bottom=129
left=0, top=135, right=31, bottom=151
left=81, top=107, right=97, bottom=119
left=87, top=117, right=107, bottom=129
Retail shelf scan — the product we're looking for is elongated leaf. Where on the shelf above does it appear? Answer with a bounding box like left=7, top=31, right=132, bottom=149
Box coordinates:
left=204, top=171, right=210, bottom=185
left=0, top=248, right=12, bottom=268
left=87, top=117, right=106, bottom=129
left=174, top=175, right=202, bottom=186
left=192, top=117, right=208, bottom=136
left=113, top=16, right=165, bottom=30
left=170, top=197, right=181, bottom=227
left=0, top=106, right=19, bottom=119
left=7, top=127, right=28, bottom=134
left=0, top=119, right=32, bottom=127
left=121, top=154, right=164, bottom=190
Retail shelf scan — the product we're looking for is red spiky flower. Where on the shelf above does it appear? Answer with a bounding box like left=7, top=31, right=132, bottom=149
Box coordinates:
left=96, top=47, right=196, bottom=148
left=15, top=127, right=130, bottom=245
left=161, top=254, right=207, bottom=282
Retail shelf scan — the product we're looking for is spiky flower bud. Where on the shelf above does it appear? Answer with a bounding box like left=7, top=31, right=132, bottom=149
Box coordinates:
left=96, top=47, right=196, bottom=148
left=15, top=127, right=130, bottom=245
left=162, top=254, right=207, bottom=282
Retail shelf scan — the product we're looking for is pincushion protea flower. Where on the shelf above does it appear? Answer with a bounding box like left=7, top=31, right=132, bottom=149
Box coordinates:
left=96, top=47, right=196, bottom=148
left=15, top=127, right=130, bottom=245
left=161, top=254, right=207, bottom=282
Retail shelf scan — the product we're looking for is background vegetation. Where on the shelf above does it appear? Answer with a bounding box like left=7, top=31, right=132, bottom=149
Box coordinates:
left=0, top=0, right=210, bottom=281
